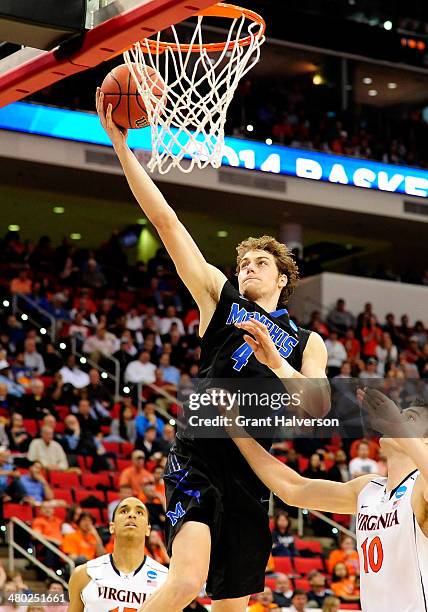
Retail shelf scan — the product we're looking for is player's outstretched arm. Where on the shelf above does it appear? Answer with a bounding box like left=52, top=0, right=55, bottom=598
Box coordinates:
left=237, top=319, right=330, bottom=417
left=232, top=431, right=373, bottom=514
left=68, top=564, right=91, bottom=612
left=96, top=89, right=226, bottom=312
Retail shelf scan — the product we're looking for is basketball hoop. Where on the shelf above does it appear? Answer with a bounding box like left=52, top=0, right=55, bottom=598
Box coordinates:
left=123, top=3, right=265, bottom=174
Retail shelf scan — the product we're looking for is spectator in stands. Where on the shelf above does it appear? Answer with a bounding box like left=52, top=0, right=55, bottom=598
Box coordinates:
left=61, top=505, right=82, bottom=536
left=325, top=331, right=347, bottom=377
left=396, top=314, right=412, bottom=348
left=361, top=315, right=382, bottom=359
left=81, top=258, right=107, bottom=289
left=125, top=307, right=142, bottom=331
left=272, top=573, right=293, bottom=608
left=327, top=449, right=350, bottom=482
left=5, top=413, right=32, bottom=452
left=68, top=312, right=90, bottom=341
left=157, top=423, right=176, bottom=454
left=333, top=361, right=351, bottom=378
left=146, top=530, right=170, bottom=566
left=159, top=306, right=185, bottom=336
left=349, top=441, right=378, bottom=479
left=0, top=580, right=26, bottom=612
left=0, top=381, right=16, bottom=413
left=158, top=353, right=180, bottom=385
left=82, top=325, right=117, bottom=362
left=113, top=338, right=136, bottom=372
left=107, top=484, right=133, bottom=521
left=330, top=562, right=360, bottom=603
left=327, top=299, right=355, bottom=333
left=0, top=449, right=23, bottom=501
left=418, top=343, right=428, bottom=377
left=27, top=427, right=68, bottom=471
left=306, top=570, right=333, bottom=608
left=59, top=355, right=90, bottom=389
left=43, top=343, right=63, bottom=376
left=20, top=460, right=54, bottom=504
left=138, top=426, right=162, bottom=461
left=119, top=450, right=154, bottom=496
left=322, top=596, right=341, bottom=612
left=24, top=338, right=45, bottom=376
left=358, top=357, right=379, bottom=379
left=342, top=329, right=360, bottom=363
left=287, top=589, right=309, bottom=612
left=60, top=414, right=99, bottom=466
left=10, top=268, right=32, bottom=295
left=248, top=586, right=279, bottom=610
left=124, top=351, right=156, bottom=385
left=75, top=399, right=101, bottom=436
left=271, top=511, right=295, bottom=557
left=61, top=511, right=105, bottom=564
left=32, top=502, right=63, bottom=564
left=327, top=535, right=359, bottom=575
left=8, top=353, right=30, bottom=394
left=106, top=403, right=137, bottom=444
left=85, top=368, right=114, bottom=411
left=135, top=403, right=164, bottom=439
left=303, top=453, right=327, bottom=479
left=412, top=321, right=427, bottom=349
left=20, top=379, right=57, bottom=420
left=376, top=332, right=398, bottom=375
left=140, top=483, right=165, bottom=528
left=382, top=313, right=399, bottom=345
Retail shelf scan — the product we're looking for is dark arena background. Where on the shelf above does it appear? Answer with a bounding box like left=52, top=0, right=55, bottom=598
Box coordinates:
left=0, top=0, right=427, bottom=610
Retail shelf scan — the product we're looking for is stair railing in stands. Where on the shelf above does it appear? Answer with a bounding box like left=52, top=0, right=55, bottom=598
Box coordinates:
left=298, top=507, right=356, bottom=540
left=71, top=336, right=120, bottom=401
left=12, top=293, right=56, bottom=343
left=7, top=517, right=74, bottom=588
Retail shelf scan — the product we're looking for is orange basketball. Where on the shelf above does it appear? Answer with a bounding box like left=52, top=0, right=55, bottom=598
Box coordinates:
left=100, top=63, right=165, bottom=129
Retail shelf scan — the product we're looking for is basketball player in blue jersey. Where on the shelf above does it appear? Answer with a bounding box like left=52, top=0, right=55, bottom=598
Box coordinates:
left=96, top=90, right=329, bottom=612
left=68, top=497, right=168, bottom=612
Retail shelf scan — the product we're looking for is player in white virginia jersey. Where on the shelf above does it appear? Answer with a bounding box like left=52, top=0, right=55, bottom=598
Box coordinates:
left=211, top=321, right=428, bottom=612
left=68, top=497, right=168, bottom=612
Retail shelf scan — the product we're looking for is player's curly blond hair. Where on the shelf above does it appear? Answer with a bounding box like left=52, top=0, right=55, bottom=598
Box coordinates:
left=236, top=235, right=299, bottom=305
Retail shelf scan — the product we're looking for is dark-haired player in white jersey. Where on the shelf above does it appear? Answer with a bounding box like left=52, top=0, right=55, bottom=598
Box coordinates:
left=219, top=325, right=428, bottom=612
left=96, top=91, right=329, bottom=612
left=68, top=497, right=168, bottom=612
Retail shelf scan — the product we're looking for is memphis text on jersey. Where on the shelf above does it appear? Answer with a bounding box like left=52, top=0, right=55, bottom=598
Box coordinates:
left=357, top=509, right=399, bottom=531
left=97, top=586, right=146, bottom=605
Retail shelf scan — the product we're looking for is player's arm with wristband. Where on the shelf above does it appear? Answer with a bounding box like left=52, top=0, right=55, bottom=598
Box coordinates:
left=236, top=318, right=331, bottom=417
left=95, top=89, right=226, bottom=321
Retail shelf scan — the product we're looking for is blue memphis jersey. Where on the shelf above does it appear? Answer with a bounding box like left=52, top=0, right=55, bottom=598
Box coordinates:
left=199, top=280, right=310, bottom=379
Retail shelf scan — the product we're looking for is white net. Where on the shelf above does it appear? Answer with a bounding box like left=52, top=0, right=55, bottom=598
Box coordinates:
left=123, top=6, right=265, bottom=174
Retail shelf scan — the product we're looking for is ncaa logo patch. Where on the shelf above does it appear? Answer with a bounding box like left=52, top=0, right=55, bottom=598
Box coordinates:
left=147, top=570, right=158, bottom=580
left=395, top=485, right=407, bottom=499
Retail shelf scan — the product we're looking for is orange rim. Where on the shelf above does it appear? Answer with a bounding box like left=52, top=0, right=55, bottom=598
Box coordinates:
left=130, top=3, right=265, bottom=54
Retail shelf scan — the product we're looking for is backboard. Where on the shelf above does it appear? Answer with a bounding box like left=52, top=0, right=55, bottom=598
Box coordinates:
left=0, top=0, right=217, bottom=108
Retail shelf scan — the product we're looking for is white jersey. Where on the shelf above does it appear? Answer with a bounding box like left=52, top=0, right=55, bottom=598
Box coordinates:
left=81, top=553, right=168, bottom=612
left=356, top=470, right=428, bottom=612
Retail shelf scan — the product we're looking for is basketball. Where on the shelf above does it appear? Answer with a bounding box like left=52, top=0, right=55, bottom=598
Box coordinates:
left=100, top=63, right=165, bottom=129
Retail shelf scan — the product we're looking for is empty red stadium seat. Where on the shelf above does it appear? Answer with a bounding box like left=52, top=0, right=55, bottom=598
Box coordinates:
left=75, top=489, right=106, bottom=504
left=55, top=405, right=70, bottom=420
left=3, top=503, right=33, bottom=522
left=81, top=472, right=111, bottom=489
left=53, top=489, right=73, bottom=504
left=39, top=376, right=54, bottom=388
left=273, top=557, right=294, bottom=574
left=297, top=456, right=309, bottom=473
left=23, top=419, right=38, bottom=436
left=340, top=605, right=360, bottom=610
left=294, top=578, right=311, bottom=591
left=101, top=425, right=111, bottom=436
left=116, top=459, right=132, bottom=471
left=265, top=577, right=276, bottom=591
left=103, top=442, right=120, bottom=455
left=120, top=442, right=134, bottom=458
left=49, top=471, right=80, bottom=489
left=332, top=513, right=351, bottom=528
left=294, top=538, right=323, bottom=555
left=107, top=491, right=119, bottom=504
left=294, top=556, right=325, bottom=575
